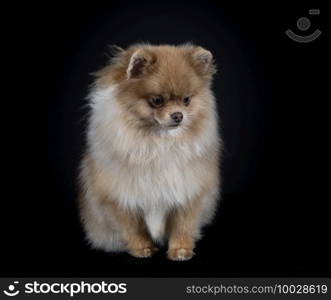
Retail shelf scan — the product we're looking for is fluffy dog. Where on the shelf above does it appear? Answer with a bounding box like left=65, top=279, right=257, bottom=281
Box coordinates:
left=78, top=44, right=221, bottom=261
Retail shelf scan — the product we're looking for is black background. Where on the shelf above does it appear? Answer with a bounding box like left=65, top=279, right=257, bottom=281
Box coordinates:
left=2, top=1, right=329, bottom=277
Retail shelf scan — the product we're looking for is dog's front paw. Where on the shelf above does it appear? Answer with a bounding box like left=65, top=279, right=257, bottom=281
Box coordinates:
left=129, top=247, right=159, bottom=258
left=167, top=248, right=195, bottom=261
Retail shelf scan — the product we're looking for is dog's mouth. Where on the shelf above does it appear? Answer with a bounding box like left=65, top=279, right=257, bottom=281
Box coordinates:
left=153, top=118, right=181, bottom=129
left=168, top=123, right=181, bottom=129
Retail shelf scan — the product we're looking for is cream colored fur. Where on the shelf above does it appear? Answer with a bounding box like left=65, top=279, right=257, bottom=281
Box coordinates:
left=78, top=44, right=221, bottom=259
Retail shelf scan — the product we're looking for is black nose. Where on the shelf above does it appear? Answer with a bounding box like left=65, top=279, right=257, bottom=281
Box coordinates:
left=170, top=112, right=183, bottom=123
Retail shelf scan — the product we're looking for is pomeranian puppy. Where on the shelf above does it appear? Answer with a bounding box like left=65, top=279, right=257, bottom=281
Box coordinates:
left=78, top=43, right=221, bottom=261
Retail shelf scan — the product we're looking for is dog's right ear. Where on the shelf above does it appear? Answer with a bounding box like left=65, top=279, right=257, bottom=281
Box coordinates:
left=127, top=49, right=155, bottom=79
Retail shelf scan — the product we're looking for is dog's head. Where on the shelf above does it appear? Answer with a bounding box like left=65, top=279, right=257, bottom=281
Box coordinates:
left=95, top=44, right=216, bottom=135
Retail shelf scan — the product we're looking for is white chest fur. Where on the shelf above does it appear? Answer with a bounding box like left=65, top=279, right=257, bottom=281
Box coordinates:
left=87, top=84, right=217, bottom=214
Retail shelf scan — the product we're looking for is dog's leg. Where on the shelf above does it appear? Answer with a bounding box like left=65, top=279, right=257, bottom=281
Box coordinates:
left=81, top=155, right=157, bottom=257
left=106, top=200, right=158, bottom=258
left=166, top=195, right=204, bottom=261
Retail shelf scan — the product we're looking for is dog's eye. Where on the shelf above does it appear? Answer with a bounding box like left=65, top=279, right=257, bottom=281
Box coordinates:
left=149, top=97, right=164, bottom=108
left=183, top=96, right=191, bottom=106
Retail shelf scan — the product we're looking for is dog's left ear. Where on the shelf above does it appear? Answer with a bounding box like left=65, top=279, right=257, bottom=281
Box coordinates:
left=190, top=47, right=216, bottom=78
